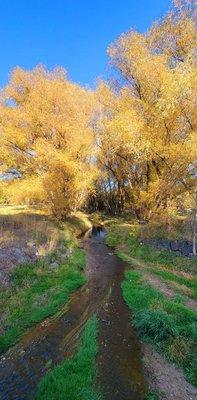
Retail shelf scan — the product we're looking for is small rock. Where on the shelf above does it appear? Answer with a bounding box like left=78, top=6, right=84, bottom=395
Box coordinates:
left=0, top=271, right=11, bottom=288
left=12, top=248, right=26, bottom=263
left=49, top=261, right=59, bottom=270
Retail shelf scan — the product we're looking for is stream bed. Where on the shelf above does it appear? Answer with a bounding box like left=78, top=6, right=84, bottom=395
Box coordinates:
left=0, top=227, right=146, bottom=399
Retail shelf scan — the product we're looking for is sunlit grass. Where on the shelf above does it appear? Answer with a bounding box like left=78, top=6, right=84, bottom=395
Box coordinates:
left=122, top=270, right=197, bottom=386
left=0, top=206, right=92, bottom=354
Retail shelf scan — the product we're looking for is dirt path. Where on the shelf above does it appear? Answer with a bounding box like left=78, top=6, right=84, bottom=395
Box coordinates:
left=121, top=256, right=197, bottom=399
left=143, top=272, right=197, bottom=311
left=143, top=343, right=197, bottom=400
left=0, top=230, right=146, bottom=400
left=125, top=255, right=197, bottom=312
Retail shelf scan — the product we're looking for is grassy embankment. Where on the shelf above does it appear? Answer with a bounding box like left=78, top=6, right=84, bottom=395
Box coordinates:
left=0, top=206, right=91, bottom=354
left=105, top=218, right=197, bottom=387
left=35, top=316, right=101, bottom=400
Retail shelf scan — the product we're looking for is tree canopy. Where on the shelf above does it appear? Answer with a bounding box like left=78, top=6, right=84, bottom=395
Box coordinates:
left=0, top=66, right=97, bottom=217
left=0, top=0, right=196, bottom=220
left=92, top=0, right=197, bottom=219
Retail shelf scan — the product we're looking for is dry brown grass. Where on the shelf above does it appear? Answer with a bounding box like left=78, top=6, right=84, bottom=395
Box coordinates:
left=169, top=281, right=192, bottom=297
left=168, top=337, right=191, bottom=363
left=0, top=206, right=66, bottom=271
left=0, top=206, right=92, bottom=272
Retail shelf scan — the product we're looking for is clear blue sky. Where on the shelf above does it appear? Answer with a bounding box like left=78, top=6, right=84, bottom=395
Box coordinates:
left=0, top=0, right=171, bottom=88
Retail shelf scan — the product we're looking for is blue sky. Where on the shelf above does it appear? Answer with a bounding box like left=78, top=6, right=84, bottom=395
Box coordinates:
left=0, top=0, right=171, bottom=88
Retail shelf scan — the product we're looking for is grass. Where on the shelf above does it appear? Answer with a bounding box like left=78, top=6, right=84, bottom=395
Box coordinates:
left=0, top=205, right=73, bottom=263
left=148, top=268, right=197, bottom=300
left=0, top=206, right=92, bottom=261
left=35, top=316, right=101, bottom=400
left=0, top=206, right=92, bottom=353
left=104, top=219, right=197, bottom=386
left=122, top=270, right=197, bottom=386
left=144, top=390, right=162, bottom=400
left=105, top=221, right=196, bottom=274
left=0, top=249, right=86, bottom=354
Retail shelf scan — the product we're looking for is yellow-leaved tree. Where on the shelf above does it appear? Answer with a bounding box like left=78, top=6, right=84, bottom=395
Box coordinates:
left=93, top=0, right=197, bottom=220
left=0, top=66, right=97, bottom=218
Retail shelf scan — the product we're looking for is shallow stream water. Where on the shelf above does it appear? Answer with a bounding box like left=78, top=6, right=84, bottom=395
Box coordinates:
left=0, top=227, right=146, bottom=399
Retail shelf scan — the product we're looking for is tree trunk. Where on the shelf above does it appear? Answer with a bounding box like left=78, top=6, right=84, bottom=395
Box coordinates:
left=192, top=191, right=197, bottom=256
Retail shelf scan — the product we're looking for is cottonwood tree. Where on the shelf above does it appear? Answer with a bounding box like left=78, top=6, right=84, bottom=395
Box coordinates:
left=93, top=0, right=197, bottom=220
left=0, top=66, right=96, bottom=218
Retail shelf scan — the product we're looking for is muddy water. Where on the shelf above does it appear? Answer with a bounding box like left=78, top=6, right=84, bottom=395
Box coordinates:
left=0, top=228, right=146, bottom=400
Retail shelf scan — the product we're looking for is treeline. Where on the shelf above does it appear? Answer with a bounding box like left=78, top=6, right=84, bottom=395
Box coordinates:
left=0, top=0, right=196, bottom=221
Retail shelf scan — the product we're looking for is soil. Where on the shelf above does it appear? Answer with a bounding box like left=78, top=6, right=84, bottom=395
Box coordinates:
left=123, top=253, right=197, bottom=312
left=143, top=272, right=197, bottom=312
left=143, top=343, right=197, bottom=400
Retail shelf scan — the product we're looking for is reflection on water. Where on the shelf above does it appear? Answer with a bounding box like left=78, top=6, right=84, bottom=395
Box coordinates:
left=89, top=226, right=106, bottom=239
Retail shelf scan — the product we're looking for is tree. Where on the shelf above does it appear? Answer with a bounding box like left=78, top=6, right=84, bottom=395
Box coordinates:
left=93, top=0, right=197, bottom=220
left=0, top=66, right=97, bottom=218
left=192, top=191, right=197, bottom=256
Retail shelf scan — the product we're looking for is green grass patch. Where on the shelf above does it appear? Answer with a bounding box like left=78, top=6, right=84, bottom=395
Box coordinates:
left=122, top=270, right=197, bottom=386
left=0, top=249, right=86, bottom=354
left=105, top=222, right=196, bottom=274
left=149, top=268, right=197, bottom=300
left=35, top=316, right=101, bottom=400
left=144, top=390, right=162, bottom=400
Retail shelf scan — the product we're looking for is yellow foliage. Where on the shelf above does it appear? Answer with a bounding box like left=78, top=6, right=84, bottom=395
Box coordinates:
left=94, top=0, right=197, bottom=218
left=3, top=177, right=45, bottom=206
left=0, top=2, right=196, bottom=220
left=0, top=66, right=97, bottom=217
